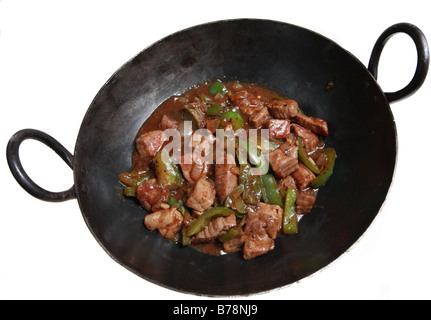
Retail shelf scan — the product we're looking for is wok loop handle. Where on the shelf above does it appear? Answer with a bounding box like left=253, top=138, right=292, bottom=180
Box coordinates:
left=6, top=129, right=76, bottom=202
left=368, top=22, right=429, bottom=103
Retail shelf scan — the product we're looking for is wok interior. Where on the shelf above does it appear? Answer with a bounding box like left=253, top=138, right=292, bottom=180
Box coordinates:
left=74, top=20, right=396, bottom=295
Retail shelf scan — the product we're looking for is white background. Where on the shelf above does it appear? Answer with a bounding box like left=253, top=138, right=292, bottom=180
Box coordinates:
left=0, top=0, right=430, bottom=300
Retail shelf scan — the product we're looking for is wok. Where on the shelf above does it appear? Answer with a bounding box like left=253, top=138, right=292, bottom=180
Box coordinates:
left=6, top=19, right=429, bottom=296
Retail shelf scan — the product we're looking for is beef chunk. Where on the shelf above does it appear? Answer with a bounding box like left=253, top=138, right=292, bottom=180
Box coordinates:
left=249, top=107, right=272, bottom=129
left=268, top=99, right=299, bottom=119
left=292, top=163, right=316, bottom=190
left=295, top=113, right=329, bottom=137
left=159, top=114, right=178, bottom=130
left=291, top=123, right=319, bottom=153
left=192, top=214, right=237, bottom=243
left=268, top=119, right=290, bottom=139
left=230, top=90, right=264, bottom=117
left=278, top=175, right=297, bottom=190
left=243, top=233, right=274, bottom=260
left=136, top=130, right=168, bottom=157
left=136, top=178, right=170, bottom=212
left=222, top=231, right=245, bottom=253
left=144, top=208, right=183, bottom=241
left=180, top=130, right=215, bottom=183
left=243, top=203, right=283, bottom=260
left=215, top=153, right=238, bottom=203
left=206, top=118, right=220, bottom=134
left=269, top=139, right=299, bottom=179
left=180, top=153, right=208, bottom=183
left=186, top=178, right=216, bottom=212
left=296, top=189, right=317, bottom=215
left=187, top=129, right=216, bottom=150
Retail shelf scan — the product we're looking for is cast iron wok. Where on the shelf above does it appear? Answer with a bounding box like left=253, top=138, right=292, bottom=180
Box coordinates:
left=7, top=19, right=429, bottom=296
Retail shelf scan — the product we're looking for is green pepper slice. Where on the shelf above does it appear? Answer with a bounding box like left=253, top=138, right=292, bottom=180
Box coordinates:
left=261, top=174, right=283, bottom=207
left=239, top=164, right=252, bottom=185
left=243, top=178, right=262, bottom=205
left=298, top=137, right=320, bottom=174
left=208, top=80, right=228, bottom=95
left=185, top=207, right=235, bottom=237
left=224, top=184, right=247, bottom=216
left=311, top=148, right=336, bottom=188
left=153, top=150, right=183, bottom=190
left=237, top=140, right=268, bottom=171
left=236, top=164, right=262, bottom=206
left=118, top=170, right=152, bottom=188
left=168, top=196, right=195, bottom=246
left=119, top=171, right=153, bottom=198
left=220, top=110, right=243, bottom=131
left=181, top=230, right=191, bottom=246
left=123, top=186, right=137, bottom=197
left=206, top=103, right=223, bottom=115
left=167, top=196, right=189, bottom=217
left=283, top=188, right=298, bottom=234
left=219, top=227, right=242, bottom=242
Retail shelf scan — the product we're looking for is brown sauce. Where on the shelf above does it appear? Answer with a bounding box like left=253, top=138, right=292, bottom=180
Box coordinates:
left=132, top=80, right=285, bottom=172
left=119, top=78, right=334, bottom=260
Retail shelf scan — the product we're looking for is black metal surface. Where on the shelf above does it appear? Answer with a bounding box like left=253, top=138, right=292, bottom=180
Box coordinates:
left=6, top=19, right=429, bottom=296
left=368, top=22, right=429, bottom=103
left=6, top=129, right=76, bottom=202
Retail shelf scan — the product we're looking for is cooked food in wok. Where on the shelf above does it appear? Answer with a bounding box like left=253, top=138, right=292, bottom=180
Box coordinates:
left=118, top=79, right=336, bottom=259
